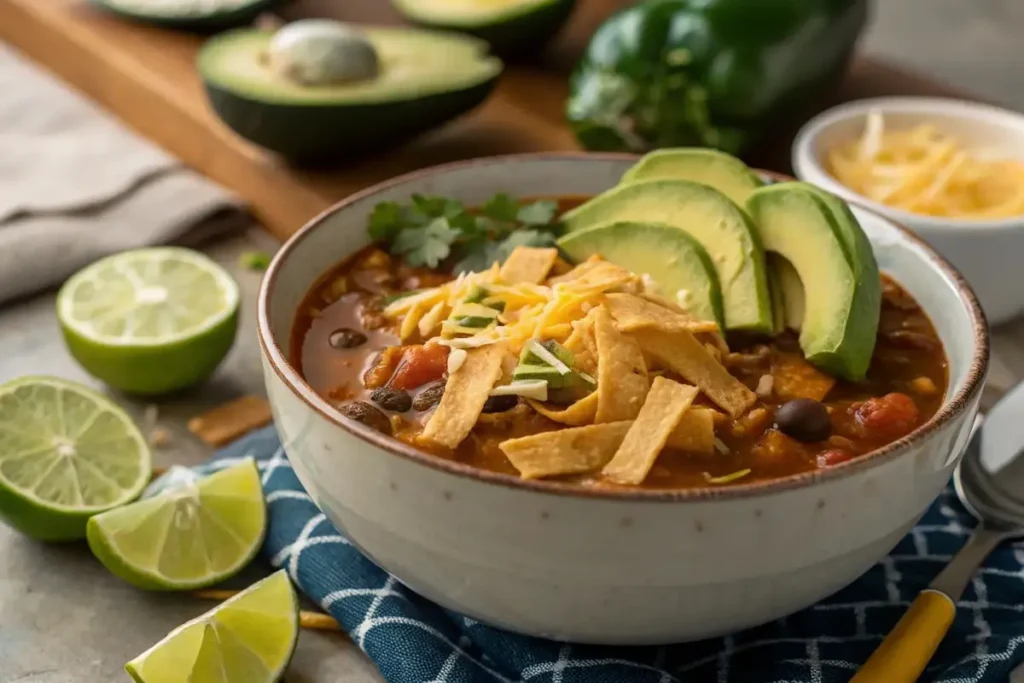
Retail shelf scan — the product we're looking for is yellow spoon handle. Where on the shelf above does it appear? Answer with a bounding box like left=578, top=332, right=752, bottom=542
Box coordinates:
left=849, top=589, right=955, bottom=682
left=851, top=526, right=1009, bottom=682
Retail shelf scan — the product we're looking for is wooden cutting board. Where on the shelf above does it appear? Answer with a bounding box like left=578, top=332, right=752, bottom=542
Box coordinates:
left=0, top=0, right=968, bottom=240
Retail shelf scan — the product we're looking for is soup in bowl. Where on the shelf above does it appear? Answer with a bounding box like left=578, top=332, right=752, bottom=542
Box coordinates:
left=258, top=152, right=987, bottom=644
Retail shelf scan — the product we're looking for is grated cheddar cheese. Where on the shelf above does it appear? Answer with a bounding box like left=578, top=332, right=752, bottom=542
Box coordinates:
left=827, top=109, right=1024, bottom=219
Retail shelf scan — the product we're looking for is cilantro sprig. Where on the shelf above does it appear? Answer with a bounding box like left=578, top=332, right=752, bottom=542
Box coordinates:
left=367, top=193, right=561, bottom=273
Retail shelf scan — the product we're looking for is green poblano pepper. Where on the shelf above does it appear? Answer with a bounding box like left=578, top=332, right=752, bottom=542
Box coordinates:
left=566, top=0, right=868, bottom=154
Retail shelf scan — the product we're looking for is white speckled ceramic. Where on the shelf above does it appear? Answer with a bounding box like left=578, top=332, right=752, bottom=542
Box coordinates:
left=258, top=154, right=988, bottom=645
left=793, top=96, right=1024, bottom=325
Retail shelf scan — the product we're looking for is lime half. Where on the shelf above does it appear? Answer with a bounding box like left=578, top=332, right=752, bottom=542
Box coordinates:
left=127, top=570, right=299, bottom=683
left=57, top=247, right=240, bottom=395
left=0, top=376, right=152, bottom=541
left=87, top=459, right=266, bottom=590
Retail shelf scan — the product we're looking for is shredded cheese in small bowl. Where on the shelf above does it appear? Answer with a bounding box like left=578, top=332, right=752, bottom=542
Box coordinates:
left=826, top=110, right=1024, bottom=219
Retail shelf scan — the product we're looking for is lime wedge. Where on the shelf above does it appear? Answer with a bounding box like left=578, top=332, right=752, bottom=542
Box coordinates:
left=57, top=247, right=241, bottom=396
left=0, top=376, right=152, bottom=541
left=126, top=570, right=299, bottom=683
left=87, top=459, right=266, bottom=590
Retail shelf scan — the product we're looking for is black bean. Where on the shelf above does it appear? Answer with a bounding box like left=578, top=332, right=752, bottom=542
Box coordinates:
left=329, top=328, right=368, bottom=349
left=774, top=399, right=831, bottom=443
left=412, top=381, right=445, bottom=411
left=370, top=386, right=412, bottom=413
left=481, top=395, right=519, bottom=414
left=339, top=401, right=391, bottom=435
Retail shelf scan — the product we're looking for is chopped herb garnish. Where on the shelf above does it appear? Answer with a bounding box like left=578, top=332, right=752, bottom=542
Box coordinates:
left=239, top=250, right=272, bottom=271
left=366, top=192, right=563, bottom=274
left=703, top=469, right=751, bottom=485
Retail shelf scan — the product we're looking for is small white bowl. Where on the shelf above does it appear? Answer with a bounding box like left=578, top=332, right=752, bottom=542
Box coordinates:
left=792, top=96, right=1024, bottom=326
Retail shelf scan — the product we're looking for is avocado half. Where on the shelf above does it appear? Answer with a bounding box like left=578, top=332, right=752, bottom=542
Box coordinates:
left=90, top=0, right=275, bottom=32
left=198, top=27, right=503, bottom=164
left=390, top=0, right=576, bottom=59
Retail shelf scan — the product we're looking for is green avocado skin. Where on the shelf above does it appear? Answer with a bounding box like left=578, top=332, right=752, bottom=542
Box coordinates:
left=89, top=0, right=276, bottom=33
left=202, top=77, right=498, bottom=164
left=397, top=0, right=576, bottom=59
left=567, top=0, right=868, bottom=154
left=747, top=184, right=879, bottom=381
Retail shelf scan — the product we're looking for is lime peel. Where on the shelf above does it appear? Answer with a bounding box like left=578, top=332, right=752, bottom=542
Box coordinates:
left=0, top=376, right=151, bottom=541
left=87, top=458, right=266, bottom=590
left=126, top=570, right=299, bottom=683
left=57, top=247, right=241, bottom=395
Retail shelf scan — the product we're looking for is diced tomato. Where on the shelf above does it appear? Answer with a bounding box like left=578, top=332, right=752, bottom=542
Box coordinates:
left=851, top=392, right=920, bottom=441
left=816, top=449, right=853, bottom=468
left=389, top=344, right=450, bottom=391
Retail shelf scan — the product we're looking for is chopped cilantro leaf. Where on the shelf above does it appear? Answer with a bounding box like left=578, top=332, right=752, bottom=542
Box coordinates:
left=392, top=217, right=460, bottom=268
left=517, top=199, right=558, bottom=225
left=481, top=193, right=520, bottom=222
left=367, top=191, right=564, bottom=274
left=367, top=201, right=406, bottom=241
left=453, top=243, right=500, bottom=275
left=239, top=250, right=272, bottom=271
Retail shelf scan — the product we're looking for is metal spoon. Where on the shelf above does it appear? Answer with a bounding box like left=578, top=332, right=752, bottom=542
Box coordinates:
left=852, top=382, right=1024, bottom=682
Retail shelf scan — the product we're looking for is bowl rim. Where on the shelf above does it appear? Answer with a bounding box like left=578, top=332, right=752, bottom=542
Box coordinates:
left=257, top=151, right=990, bottom=503
left=792, top=95, right=1024, bottom=231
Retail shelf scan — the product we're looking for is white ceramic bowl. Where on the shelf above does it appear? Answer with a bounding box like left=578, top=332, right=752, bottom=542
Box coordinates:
left=792, top=96, right=1024, bottom=326
left=258, top=153, right=988, bottom=645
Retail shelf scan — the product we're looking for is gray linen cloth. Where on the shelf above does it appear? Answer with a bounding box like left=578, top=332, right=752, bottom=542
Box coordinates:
left=0, top=43, right=248, bottom=303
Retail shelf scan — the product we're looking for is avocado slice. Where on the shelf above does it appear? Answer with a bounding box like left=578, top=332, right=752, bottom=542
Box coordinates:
left=390, top=0, right=576, bottom=58
left=767, top=254, right=805, bottom=332
left=90, top=0, right=273, bottom=32
left=562, top=180, right=772, bottom=333
left=198, top=27, right=502, bottom=163
left=746, top=185, right=879, bottom=380
left=800, top=183, right=882, bottom=344
left=558, top=221, right=724, bottom=328
left=620, top=148, right=763, bottom=206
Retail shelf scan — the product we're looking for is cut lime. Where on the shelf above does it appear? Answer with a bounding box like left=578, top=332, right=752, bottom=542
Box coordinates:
left=126, top=570, right=299, bottom=683
left=0, top=376, right=152, bottom=541
left=87, top=459, right=266, bottom=590
left=57, top=247, right=241, bottom=396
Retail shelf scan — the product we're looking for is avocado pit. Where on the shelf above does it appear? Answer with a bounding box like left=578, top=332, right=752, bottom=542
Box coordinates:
left=267, top=20, right=380, bottom=87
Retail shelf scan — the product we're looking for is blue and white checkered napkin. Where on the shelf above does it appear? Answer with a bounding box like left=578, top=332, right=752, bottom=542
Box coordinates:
left=183, top=426, right=1024, bottom=683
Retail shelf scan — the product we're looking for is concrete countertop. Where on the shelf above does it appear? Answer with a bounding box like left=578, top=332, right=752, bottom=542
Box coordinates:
left=0, top=230, right=383, bottom=683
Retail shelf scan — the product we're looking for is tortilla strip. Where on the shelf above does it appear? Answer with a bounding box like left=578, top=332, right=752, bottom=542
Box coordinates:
left=500, top=422, right=632, bottom=479
left=636, top=292, right=730, bottom=354
left=665, top=407, right=716, bottom=455
left=498, top=247, right=559, bottom=285
left=771, top=354, right=837, bottom=402
left=562, top=310, right=598, bottom=374
left=562, top=261, right=638, bottom=294
left=593, top=306, right=649, bottom=423
left=636, top=329, right=757, bottom=418
left=527, top=392, right=599, bottom=426
left=604, top=293, right=720, bottom=335
left=602, top=378, right=699, bottom=485
left=547, top=254, right=603, bottom=285
left=420, top=342, right=507, bottom=448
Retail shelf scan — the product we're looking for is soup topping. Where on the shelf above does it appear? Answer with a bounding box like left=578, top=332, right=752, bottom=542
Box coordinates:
left=292, top=150, right=948, bottom=490
left=828, top=110, right=1024, bottom=219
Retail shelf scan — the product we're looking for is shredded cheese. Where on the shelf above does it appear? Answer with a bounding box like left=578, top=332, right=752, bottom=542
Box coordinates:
left=828, top=110, right=1024, bottom=218
left=447, top=348, right=468, bottom=374
left=526, top=339, right=571, bottom=375
left=490, top=380, right=549, bottom=401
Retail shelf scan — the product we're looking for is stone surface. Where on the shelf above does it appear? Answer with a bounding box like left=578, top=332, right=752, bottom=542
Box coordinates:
left=0, top=230, right=383, bottom=683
